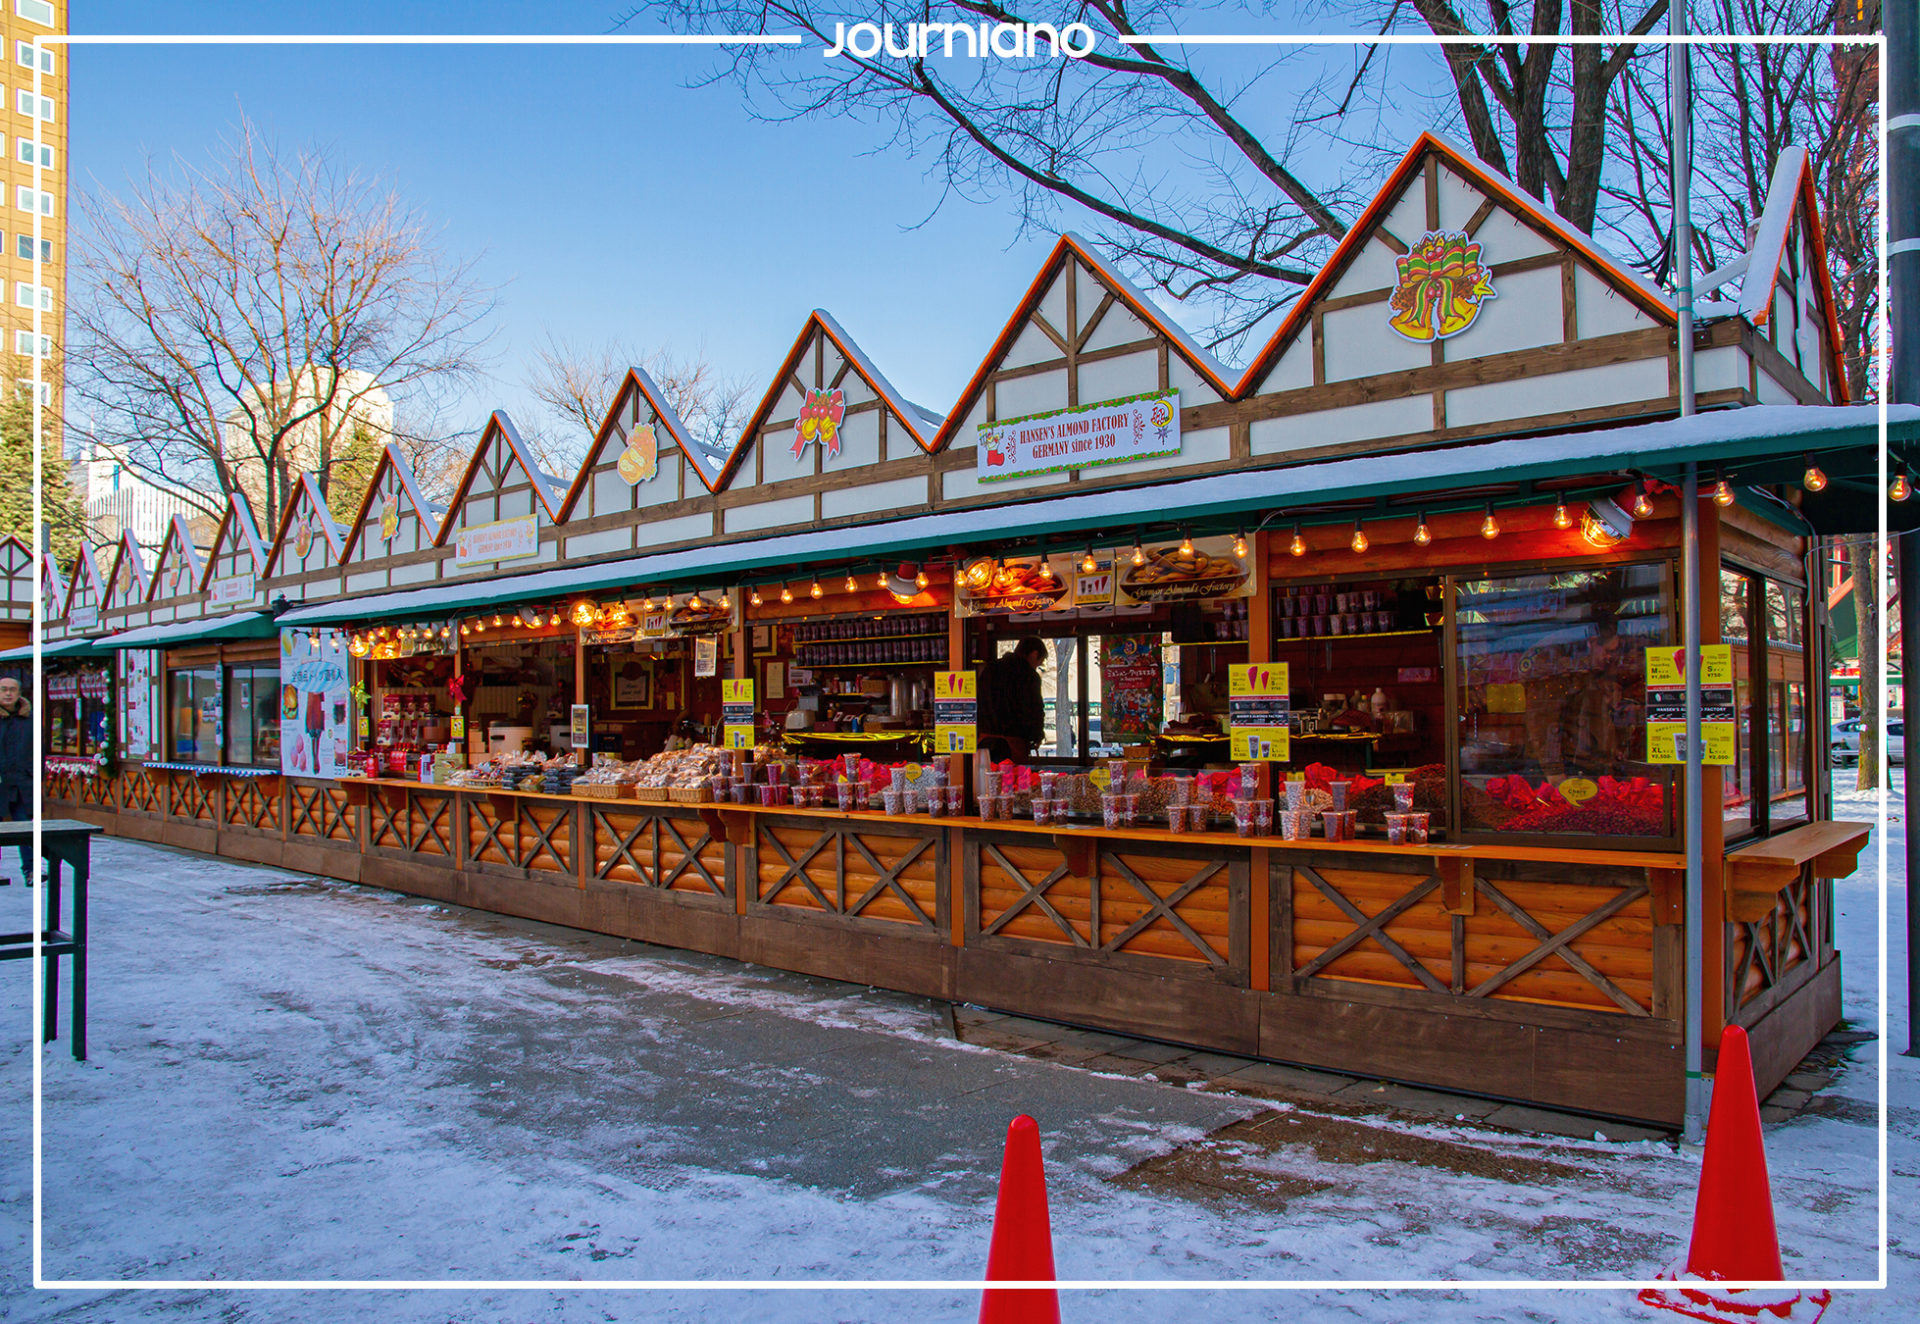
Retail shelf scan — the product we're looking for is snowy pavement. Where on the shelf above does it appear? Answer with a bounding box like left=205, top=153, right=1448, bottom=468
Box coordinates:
left=1, top=775, right=1914, bottom=1322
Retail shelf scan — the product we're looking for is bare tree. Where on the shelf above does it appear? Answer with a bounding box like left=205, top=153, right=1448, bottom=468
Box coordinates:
left=520, top=333, right=753, bottom=478
left=67, top=117, right=497, bottom=529
left=622, top=2, right=1865, bottom=371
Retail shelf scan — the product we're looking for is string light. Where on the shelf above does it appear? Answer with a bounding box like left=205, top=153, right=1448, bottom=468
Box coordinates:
left=1552, top=498, right=1572, bottom=529
left=1712, top=467, right=1735, bottom=507
left=1349, top=519, right=1369, bottom=554
left=845, top=573, right=858, bottom=593
left=1802, top=453, right=1827, bottom=492
left=1036, top=558, right=1054, bottom=583
left=474, top=617, right=485, bottom=633
left=1288, top=524, right=1306, bottom=557
left=460, top=622, right=470, bottom=637
left=548, top=612, right=560, bottom=627
left=570, top=599, right=597, bottom=626
left=349, top=635, right=369, bottom=658
left=689, top=591, right=705, bottom=610
left=781, top=585, right=794, bottom=604
left=1179, top=530, right=1194, bottom=555
left=1413, top=512, right=1432, bottom=546
left=750, top=587, right=763, bottom=607
left=877, top=571, right=889, bottom=590
left=1131, top=539, right=1145, bottom=567
left=1081, top=547, right=1097, bottom=574
left=491, top=614, right=502, bottom=628
left=1630, top=485, right=1654, bottom=519
left=1480, top=503, right=1500, bottom=540
left=720, top=590, right=732, bottom=610
left=810, top=580, right=823, bottom=599
left=915, top=569, right=929, bottom=590
left=1232, top=530, right=1248, bottom=559
left=1894, top=471, right=1912, bottom=503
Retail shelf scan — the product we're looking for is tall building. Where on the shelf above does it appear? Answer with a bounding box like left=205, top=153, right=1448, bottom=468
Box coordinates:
left=72, top=441, right=214, bottom=552
left=0, top=0, right=63, bottom=405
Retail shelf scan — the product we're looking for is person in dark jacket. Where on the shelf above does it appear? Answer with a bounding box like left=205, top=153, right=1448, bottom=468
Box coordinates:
left=0, top=674, right=32, bottom=885
left=978, top=637, right=1047, bottom=762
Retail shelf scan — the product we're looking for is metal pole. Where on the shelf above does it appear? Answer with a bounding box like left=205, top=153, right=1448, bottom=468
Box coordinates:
left=1889, top=0, right=1920, bottom=1058
left=1671, top=1, right=1707, bottom=1146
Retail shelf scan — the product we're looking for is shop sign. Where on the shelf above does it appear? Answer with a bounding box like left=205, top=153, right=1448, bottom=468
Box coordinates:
left=570, top=703, right=591, bottom=751
left=722, top=678, right=755, bottom=749
left=1073, top=558, right=1114, bottom=607
left=1228, top=662, right=1291, bottom=762
left=68, top=604, right=99, bottom=630
left=954, top=556, right=1073, bottom=617
left=668, top=596, right=735, bottom=634
left=933, top=670, right=977, bottom=754
left=976, top=389, right=1179, bottom=483
left=582, top=624, right=640, bottom=646
left=693, top=636, right=718, bottom=678
left=1117, top=535, right=1251, bottom=606
left=639, top=611, right=670, bottom=639
left=1646, top=644, right=1735, bottom=765
left=1162, top=644, right=1181, bottom=723
left=380, top=493, right=400, bottom=542
left=208, top=572, right=255, bottom=607
left=618, top=423, right=660, bottom=484
left=1387, top=230, right=1497, bottom=342
left=450, top=514, right=538, bottom=572
left=280, top=629, right=352, bottom=779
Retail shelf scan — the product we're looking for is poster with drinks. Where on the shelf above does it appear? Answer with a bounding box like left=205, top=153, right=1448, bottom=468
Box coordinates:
left=280, top=629, right=352, bottom=779
left=721, top=678, right=755, bottom=749
left=1645, top=644, right=1735, bottom=765
left=1228, top=662, right=1291, bottom=762
left=933, top=670, right=977, bottom=753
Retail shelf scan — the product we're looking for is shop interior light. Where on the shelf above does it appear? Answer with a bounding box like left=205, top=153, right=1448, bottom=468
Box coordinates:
left=781, top=585, right=794, bottom=604
left=548, top=612, right=560, bottom=627
left=1552, top=498, right=1572, bottom=529
left=1480, top=503, right=1500, bottom=540
left=1630, top=485, right=1654, bottom=520
left=460, top=622, right=470, bottom=637
left=688, top=591, right=704, bottom=610
left=1581, top=497, right=1632, bottom=548
left=473, top=617, right=485, bottom=632
left=1712, top=468, right=1736, bottom=507
left=1802, top=453, right=1827, bottom=492
left=721, top=591, right=733, bottom=611
left=1232, top=530, right=1248, bottom=559
left=1895, top=471, right=1913, bottom=503
left=1349, top=519, right=1368, bottom=554
left=1289, top=524, right=1306, bottom=557
left=1413, top=512, right=1432, bottom=546
left=1081, top=547, right=1097, bottom=574
left=877, top=571, right=889, bottom=590
left=1131, top=539, right=1145, bottom=567
left=810, top=580, right=823, bottom=599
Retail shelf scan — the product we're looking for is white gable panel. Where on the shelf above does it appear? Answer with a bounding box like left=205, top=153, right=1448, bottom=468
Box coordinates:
left=1002, top=319, right=1062, bottom=370
left=1693, top=345, right=1747, bottom=396
left=635, top=512, right=712, bottom=549
left=942, top=460, right=1070, bottom=503
left=1249, top=395, right=1433, bottom=457
left=346, top=568, right=386, bottom=593
left=821, top=474, right=929, bottom=521
left=1038, top=270, right=1069, bottom=339
left=1574, top=267, right=1653, bottom=341
left=1323, top=303, right=1430, bottom=381
left=837, top=368, right=876, bottom=408
left=994, top=368, right=1069, bottom=421
left=1448, top=198, right=1556, bottom=263
left=1439, top=265, right=1560, bottom=358
left=1080, top=299, right=1152, bottom=353
left=1754, top=372, right=1798, bottom=405
left=1446, top=358, right=1669, bottom=429
left=823, top=408, right=882, bottom=469
left=1167, top=357, right=1224, bottom=404
left=392, top=559, right=436, bottom=586
left=567, top=526, right=629, bottom=559
left=1340, top=232, right=1407, bottom=293
left=1077, top=350, right=1160, bottom=405
left=726, top=493, right=814, bottom=535
left=1256, top=342, right=1314, bottom=394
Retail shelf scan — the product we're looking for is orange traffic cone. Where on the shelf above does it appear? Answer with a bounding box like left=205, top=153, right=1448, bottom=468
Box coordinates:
left=1639, top=1025, right=1830, bottom=1322
left=979, top=1115, right=1061, bottom=1324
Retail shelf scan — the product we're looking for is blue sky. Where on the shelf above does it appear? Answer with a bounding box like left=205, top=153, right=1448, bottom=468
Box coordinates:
left=69, top=3, right=1439, bottom=448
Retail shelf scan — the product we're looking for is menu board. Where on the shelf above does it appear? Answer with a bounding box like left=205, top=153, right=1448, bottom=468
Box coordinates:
left=722, top=678, right=756, bottom=749
left=933, top=670, right=977, bottom=754
left=693, top=636, right=718, bottom=678
left=1646, top=644, right=1735, bottom=765
left=280, top=629, right=351, bottom=779
left=1100, top=635, right=1162, bottom=739
left=1227, top=662, right=1291, bottom=762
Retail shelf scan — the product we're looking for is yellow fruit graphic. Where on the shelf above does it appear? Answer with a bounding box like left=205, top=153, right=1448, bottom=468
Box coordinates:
left=617, top=423, right=658, bottom=485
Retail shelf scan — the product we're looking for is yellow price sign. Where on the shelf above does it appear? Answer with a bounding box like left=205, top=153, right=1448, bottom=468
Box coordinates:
left=721, top=678, right=756, bottom=750
left=1227, top=662, right=1290, bottom=762
left=934, top=670, right=978, bottom=754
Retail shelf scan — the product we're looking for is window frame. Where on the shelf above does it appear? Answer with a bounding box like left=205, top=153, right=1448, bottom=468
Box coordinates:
left=1721, top=556, right=1815, bottom=839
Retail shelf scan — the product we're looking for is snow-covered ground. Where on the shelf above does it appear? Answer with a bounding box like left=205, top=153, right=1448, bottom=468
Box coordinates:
left=1, top=771, right=1913, bottom=1322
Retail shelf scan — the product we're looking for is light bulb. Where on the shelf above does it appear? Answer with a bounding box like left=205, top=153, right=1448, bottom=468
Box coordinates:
left=1232, top=531, right=1248, bottom=559
left=349, top=635, right=369, bottom=658
left=474, top=617, right=485, bottom=632
left=460, top=623, right=470, bottom=636
left=1553, top=499, right=1572, bottom=529
left=1631, top=488, right=1654, bottom=519
left=491, top=614, right=502, bottom=627
left=1081, top=548, right=1097, bottom=574
left=1350, top=520, right=1369, bottom=554
left=1803, top=455, right=1827, bottom=492
left=1413, top=513, right=1432, bottom=546
left=750, top=588, right=763, bottom=607
left=845, top=574, right=857, bottom=593
left=1036, top=560, right=1054, bottom=582
left=1131, top=540, right=1145, bottom=567
left=810, top=580, right=822, bottom=599
left=721, top=591, right=732, bottom=610
left=876, top=571, right=889, bottom=590
left=1895, top=472, right=1913, bottom=503
left=915, top=570, right=929, bottom=589
left=1179, top=531, right=1194, bottom=555
left=640, top=596, right=654, bottom=612
left=689, top=592, right=704, bottom=610
left=1289, top=525, right=1306, bottom=557
left=1481, top=504, right=1500, bottom=540
left=781, top=586, right=794, bottom=604
left=1713, top=469, right=1735, bottom=507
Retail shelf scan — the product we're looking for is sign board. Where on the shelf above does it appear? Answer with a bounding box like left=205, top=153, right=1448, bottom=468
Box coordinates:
left=450, top=514, right=538, bottom=572
left=976, top=389, right=1180, bottom=483
left=1227, top=662, right=1291, bottom=762
left=693, top=636, right=718, bottom=678
left=933, top=670, right=977, bottom=754
left=721, top=678, right=755, bottom=749
left=68, top=604, right=99, bottom=630
left=1646, top=644, right=1735, bottom=765
left=640, top=610, right=669, bottom=639
left=208, top=572, right=255, bottom=608
left=1100, top=635, right=1161, bottom=739
left=569, top=703, right=590, bottom=751
left=280, top=629, right=351, bottom=779
left=450, top=713, right=465, bottom=740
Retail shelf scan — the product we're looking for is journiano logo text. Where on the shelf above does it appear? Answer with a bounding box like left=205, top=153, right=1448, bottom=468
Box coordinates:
left=823, top=22, right=1099, bottom=59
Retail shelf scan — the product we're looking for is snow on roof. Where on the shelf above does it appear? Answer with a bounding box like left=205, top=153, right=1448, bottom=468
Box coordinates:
left=281, top=403, right=1907, bottom=627
left=812, top=309, right=943, bottom=447
left=1061, top=232, right=1239, bottom=384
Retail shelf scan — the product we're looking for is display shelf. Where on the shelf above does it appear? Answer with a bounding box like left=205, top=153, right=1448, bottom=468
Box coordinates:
left=1272, top=626, right=1440, bottom=642
left=796, top=631, right=946, bottom=645
left=803, top=658, right=947, bottom=669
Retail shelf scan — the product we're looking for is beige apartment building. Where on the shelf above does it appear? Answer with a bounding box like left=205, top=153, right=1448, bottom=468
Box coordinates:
left=0, top=0, right=62, bottom=406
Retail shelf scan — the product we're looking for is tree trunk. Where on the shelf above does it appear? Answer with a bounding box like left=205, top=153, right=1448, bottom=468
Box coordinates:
left=1853, top=537, right=1883, bottom=790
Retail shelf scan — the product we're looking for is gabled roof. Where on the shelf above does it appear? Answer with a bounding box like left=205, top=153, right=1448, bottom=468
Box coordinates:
left=262, top=471, right=346, bottom=577
left=146, top=514, right=204, bottom=601
left=436, top=411, right=566, bottom=540
left=929, top=233, right=1237, bottom=453
left=62, top=543, right=105, bottom=616
left=1232, top=132, right=1678, bottom=394
left=38, top=552, right=64, bottom=617
left=102, top=529, right=149, bottom=608
left=198, top=493, right=267, bottom=591
left=719, top=311, right=948, bottom=488
left=340, top=443, right=447, bottom=560
left=557, top=366, right=712, bottom=518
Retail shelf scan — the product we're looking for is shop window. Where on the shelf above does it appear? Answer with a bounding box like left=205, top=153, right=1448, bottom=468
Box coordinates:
left=1721, top=568, right=1755, bottom=838
left=1765, top=581, right=1809, bottom=827
left=224, top=665, right=281, bottom=768
left=1455, top=563, right=1675, bottom=841
left=169, top=668, right=221, bottom=762
left=1721, top=564, right=1812, bottom=836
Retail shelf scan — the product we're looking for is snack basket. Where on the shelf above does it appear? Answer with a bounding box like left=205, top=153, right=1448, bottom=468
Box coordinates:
left=574, top=783, right=636, bottom=800
left=633, top=786, right=672, bottom=802
left=668, top=784, right=714, bottom=804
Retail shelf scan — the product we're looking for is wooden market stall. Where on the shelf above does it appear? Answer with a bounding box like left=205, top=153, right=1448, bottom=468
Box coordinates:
left=39, top=135, right=1885, bottom=1126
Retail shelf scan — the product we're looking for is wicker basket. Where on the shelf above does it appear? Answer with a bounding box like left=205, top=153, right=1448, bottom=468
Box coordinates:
left=574, top=783, right=636, bottom=800
left=667, top=785, right=714, bottom=804
left=633, top=786, right=671, bottom=802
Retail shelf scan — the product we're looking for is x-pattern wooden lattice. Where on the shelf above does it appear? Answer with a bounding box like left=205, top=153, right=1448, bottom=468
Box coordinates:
left=981, top=843, right=1226, bottom=964
left=1295, top=865, right=1448, bottom=993
left=288, top=783, right=351, bottom=842
left=518, top=807, right=569, bottom=872
left=1734, top=876, right=1813, bottom=1006
left=1104, top=854, right=1228, bottom=967
left=121, top=770, right=159, bottom=814
left=657, top=815, right=724, bottom=897
left=844, top=832, right=934, bottom=926
left=171, top=775, right=213, bottom=822
left=1471, top=876, right=1649, bottom=1015
left=758, top=824, right=839, bottom=911
left=224, top=778, right=278, bottom=831
left=594, top=809, right=656, bottom=885
left=980, top=842, right=1086, bottom=946
left=469, top=802, right=515, bottom=866
left=758, top=823, right=934, bottom=926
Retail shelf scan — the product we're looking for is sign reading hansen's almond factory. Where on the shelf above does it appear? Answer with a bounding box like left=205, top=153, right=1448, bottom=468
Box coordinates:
left=976, top=389, right=1179, bottom=482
